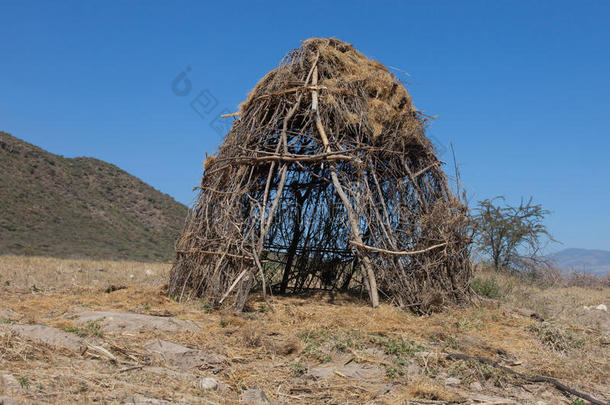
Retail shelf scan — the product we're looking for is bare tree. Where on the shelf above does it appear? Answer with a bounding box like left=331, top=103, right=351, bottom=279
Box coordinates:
left=472, top=197, right=555, bottom=272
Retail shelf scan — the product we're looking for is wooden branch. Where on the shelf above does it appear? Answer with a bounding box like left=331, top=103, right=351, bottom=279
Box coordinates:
left=446, top=353, right=607, bottom=405
left=258, top=56, right=317, bottom=242
left=251, top=248, right=275, bottom=312
left=349, top=241, right=447, bottom=256
left=242, top=146, right=363, bottom=156
left=219, top=269, right=248, bottom=304
left=398, top=162, right=440, bottom=185
left=176, top=249, right=252, bottom=261
left=231, top=153, right=357, bottom=164
left=312, top=64, right=379, bottom=308
left=252, top=85, right=328, bottom=102
left=87, top=344, right=117, bottom=362
left=220, top=111, right=241, bottom=118
left=239, top=56, right=322, bottom=311
left=403, top=160, right=428, bottom=210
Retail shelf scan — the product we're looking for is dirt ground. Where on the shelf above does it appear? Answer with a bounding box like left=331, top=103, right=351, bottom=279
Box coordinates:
left=0, top=256, right=608, bottom=404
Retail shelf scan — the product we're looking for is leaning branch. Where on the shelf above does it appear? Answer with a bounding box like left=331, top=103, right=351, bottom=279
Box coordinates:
left=230, top=153, right=358, bottom=164
left=446, top=353, right=607, bottom=405
left=176, top=249, right=253, bottom=261
left=349, top=241, right=447, bottom=256
left=219, top=269, right=248, bottom=304
left=220, top=111, right=241, bottom=118
left=312, top=64, right=379, bottom=308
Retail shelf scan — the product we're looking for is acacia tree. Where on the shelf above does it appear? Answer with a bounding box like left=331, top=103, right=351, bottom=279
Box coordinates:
left=472, top=197, right=555, bottom=272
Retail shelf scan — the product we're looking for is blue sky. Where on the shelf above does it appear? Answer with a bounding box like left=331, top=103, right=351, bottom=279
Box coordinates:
left=1, top=1, right=608, bottom=251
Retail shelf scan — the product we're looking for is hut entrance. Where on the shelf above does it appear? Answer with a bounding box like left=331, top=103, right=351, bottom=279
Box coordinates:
left=169, top=38, right=471, bottom=314
left=259, top=161, right=358, bottom=295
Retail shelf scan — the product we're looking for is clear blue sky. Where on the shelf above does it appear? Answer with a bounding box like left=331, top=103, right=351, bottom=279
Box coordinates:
left=1, top=1, right=608, bottom=251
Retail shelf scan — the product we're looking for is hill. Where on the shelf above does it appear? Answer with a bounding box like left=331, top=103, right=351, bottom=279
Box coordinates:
left=0, top=131, right=188, bottom=261
left=549, top=248, right=610, bottom=276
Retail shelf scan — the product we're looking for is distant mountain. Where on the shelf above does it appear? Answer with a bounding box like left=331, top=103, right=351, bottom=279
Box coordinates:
left=548, top=248, right=610, bottom=276
left=0, top=131, right=188, bottom=261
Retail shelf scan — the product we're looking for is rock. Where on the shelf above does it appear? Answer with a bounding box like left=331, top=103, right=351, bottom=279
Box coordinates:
left=73, top=311, right=201, bottom=333
left=364, top=347, right=386, bottom=357
left=124, top=395, right=175, bottom=404
left=197, top=377, right=218, bottom=391
left=444, top=377, right=461, bottom=386
left=469, top=381, right=483, bottom=391
left=1, top=373, right=22, bottom=394
left=595, top=304, right=607, bottom=312
left=196, top=377, right=231, bottom=394
left=143, top=367, right=192, bottom=380
left=0, top=309, right=21, bottom=320
left=470, top=394, right=517, bottom=404
left=0, top=396, right=18, bottom=405
left=144, top=340, right=225, bottom=370
left=145, top=269, right=154, bottom=276
left=308, top=361, right=382, bottom=380
left=241, top=389, right=269, bottom=404
left=375, top=384, right=393, bottom=398
left=536, top=401, right=546, bottom=405
left=218, top=382, right=231, bottom=394
left=3, top=324, right=87, bottom=351
left=405, top=360, right=422, bottom=376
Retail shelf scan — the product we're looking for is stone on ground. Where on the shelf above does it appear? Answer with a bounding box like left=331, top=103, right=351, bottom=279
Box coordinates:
left=197, top=377, right=218, bottom=391
left=124, top=394, right=176, bottom=405
left=469, top=381, right=483, bottom=391
left=469, top=394, right=518, bottom=404
left=240, top=389, right=269, bottom=404
left=1, top=373, right=22, bottom=395
left=0, top=396, right=18, bottom=405
left=73, top=311, right=201, bottom=333
left=0, top=309, right=21, bottom=320
left=445, top=377, right=461, bottom=386
left=144, top=340, right=225, bottom=370
left=196, top=377, right=230, bottom=393
left=3, top=324, right=87, bottom=351
left=307, top=361, right=382, bottom=380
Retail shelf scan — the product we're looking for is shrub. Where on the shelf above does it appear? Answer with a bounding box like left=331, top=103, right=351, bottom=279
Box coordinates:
left=564, top=271, right=610, bottom=288
left=528, top=321, right=584, bottom=353
left=471, top=276, right=501, bottom=298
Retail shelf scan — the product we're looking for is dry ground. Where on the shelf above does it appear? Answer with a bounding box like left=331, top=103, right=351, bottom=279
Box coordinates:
left=0, top=256, right=608, bottom=404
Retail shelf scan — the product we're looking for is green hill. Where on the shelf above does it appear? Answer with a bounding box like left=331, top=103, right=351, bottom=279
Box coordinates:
left=0, top=131, right=188, bottom=261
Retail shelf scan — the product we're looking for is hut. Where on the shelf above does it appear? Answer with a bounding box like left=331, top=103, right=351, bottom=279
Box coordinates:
left=169, top=38, right=471, bottom=314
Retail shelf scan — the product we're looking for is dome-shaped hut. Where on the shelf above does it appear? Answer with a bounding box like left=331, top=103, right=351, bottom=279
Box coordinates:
left=169, top=38, right=471, bottom=314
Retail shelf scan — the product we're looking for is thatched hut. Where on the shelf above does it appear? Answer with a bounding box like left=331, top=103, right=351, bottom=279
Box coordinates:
left=169, top=38, right=471, bottom=314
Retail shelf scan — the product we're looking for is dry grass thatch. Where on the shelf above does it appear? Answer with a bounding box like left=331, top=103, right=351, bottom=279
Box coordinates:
left=169, top=38, right=472, bottom=313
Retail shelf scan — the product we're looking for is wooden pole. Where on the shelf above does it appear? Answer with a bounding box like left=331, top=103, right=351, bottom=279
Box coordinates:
left=311, top=66, right=380, bottom=308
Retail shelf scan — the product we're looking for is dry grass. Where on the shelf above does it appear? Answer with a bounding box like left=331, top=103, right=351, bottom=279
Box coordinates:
left=1, top=255, right=609, bottom=404
left=0, top=255, right=170, bottom=291
left=473, top=265, right=609, bottom=332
